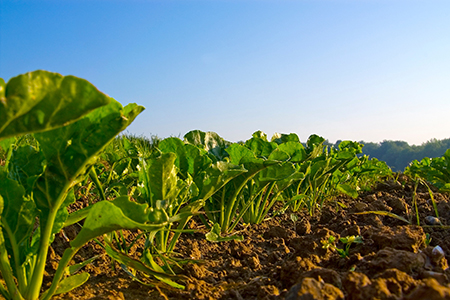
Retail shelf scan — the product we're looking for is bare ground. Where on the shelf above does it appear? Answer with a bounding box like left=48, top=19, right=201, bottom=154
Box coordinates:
left=47, top=176, right=450, bottom=300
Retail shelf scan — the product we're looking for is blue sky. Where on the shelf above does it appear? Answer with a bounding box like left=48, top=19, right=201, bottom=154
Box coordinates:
left=1, top=0, right=449, bottom=145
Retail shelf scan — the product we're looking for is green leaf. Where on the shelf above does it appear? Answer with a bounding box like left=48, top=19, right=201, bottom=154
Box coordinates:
left=195, top=161, right=247, bottom=200
left=227, top=143, right=260, bottom=165
left=54, top=272, right=89, bottom=295
left=0, top=137, right=15, bottom=153
left=268, top=149, right=290, bottom=162
left=258, top=162, right=296, bottom=183
left=353, top=211, right=410, bottom=224
left=278, top=142, right=307, bottom=162
left=0, top=77, right=5, bottom=99
left=64, top=205, right=94, bottom=227
left=33, top=99, right=144, bottom=211
left=184, top=130, right=230, bottom=160
left=65, top=255, right=100, bottom=276
left=205, top=223, right=244, bottom=242
left=271, top=132, right=300, bottom=144
left=8, top=144, right=45, bottom=194
left=145, top=253, right=185, bottom=289
left=139, top=153, right=178, bottom=205
left=70, top=198, right=168, bottom=249
left=158, top=137, right=190, bottom=175
left=245, top=137, right=277, bottom=158
left=0, top=169, right=37, bottom=267
left=0, top=208, right=22, bottom=300
left=0, top=71, right=110, bottom=140
left=252, top=130, right=268, bottom=141
left=337, top=184, right=358, bottom=198
left=103, top=238, right=185, bottom=288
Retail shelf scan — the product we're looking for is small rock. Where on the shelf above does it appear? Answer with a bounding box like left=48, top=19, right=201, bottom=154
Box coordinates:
left=431, top=246, right=445, bottom=263
left=425, top=216, right=442, bottom=225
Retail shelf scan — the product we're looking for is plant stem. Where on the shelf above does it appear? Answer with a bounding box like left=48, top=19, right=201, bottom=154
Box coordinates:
left=0, top=229, right=23, bottom=300
left=222, top=173, right=258, bottom=233
left=24, top=207, right=58, bottom=300
left=89, top=166, right=106, bottom=201
left=41, top=246, right=80, bottom=300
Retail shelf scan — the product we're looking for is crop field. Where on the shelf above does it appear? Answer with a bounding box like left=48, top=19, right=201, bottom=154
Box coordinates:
left=2, top=71, right=450, bottom=299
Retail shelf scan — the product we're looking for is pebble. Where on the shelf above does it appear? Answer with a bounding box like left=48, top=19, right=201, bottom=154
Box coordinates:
left=431, top=246, right=445, bottom=263
left=425, top=216, right=442, bottom=225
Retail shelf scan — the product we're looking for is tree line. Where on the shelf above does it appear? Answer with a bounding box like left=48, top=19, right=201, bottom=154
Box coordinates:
left=330, top=138, right=450, bottom=172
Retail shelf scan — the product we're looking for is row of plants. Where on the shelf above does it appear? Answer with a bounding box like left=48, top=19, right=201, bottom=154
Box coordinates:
left=0, top=71, right=393, bottom=299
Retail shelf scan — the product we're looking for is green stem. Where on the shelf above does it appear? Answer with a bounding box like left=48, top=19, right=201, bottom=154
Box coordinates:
left=256, top=183, right=277, bottom=223
left=25, top=207, right=58, bottom=300
left=167, top=217, right=190, bottom=253
left=219, top=188, right=226, bottom=229
left=40, top=245, right=80, bottom=300
left=258, top=183, right=274, bottom=214
left=0, top=229, right=24, bottom=300
left=89, top=167, right=106, bottom=202
left=2, top=222, right=27, bottom=293
left=157, top=230, right=166, bottom=253
left=247, top=181, right=255, bottom=223
left=223, top=173, right=258, bottom=233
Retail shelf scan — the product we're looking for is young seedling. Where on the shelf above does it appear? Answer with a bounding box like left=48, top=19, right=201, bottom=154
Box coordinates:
left=290, top=213, right=299, bottom=231
left=321, top=235, right=363, bottom=258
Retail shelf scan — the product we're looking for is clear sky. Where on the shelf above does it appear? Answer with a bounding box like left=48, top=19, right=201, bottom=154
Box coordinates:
left=1, top=0, right=449, bottom=145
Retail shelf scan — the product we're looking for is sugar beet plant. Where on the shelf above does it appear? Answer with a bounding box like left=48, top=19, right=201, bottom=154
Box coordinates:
left=405, top=149, right=450, bottom=192
left=93, top=135, right=247, bottom=287
left=0, top=71, right=177, bottom=300
left=282, top=138, right=392, bottom=215
left=181, top=131, right=302, bottom=235
left=179, top=130, right=386, bottom=233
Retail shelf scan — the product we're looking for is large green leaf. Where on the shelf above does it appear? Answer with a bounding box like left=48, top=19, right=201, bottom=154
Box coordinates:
left=271, top=132, right=300, bottom=144
left=245, top=137, right=277, bottom=159
left=226, top=143, right=262, bottom=166
left=278, top=142, right=307, bottom=163
left=33, top=99, right=144, bottom=211
left=258, top=162, right=297, bottom=183
left=138, top=153, right=179, bottom=206
left=0, top=169, right=37, bottom=268
left=70, top=197, right=168, bottom=249
left=0, top=70, right=110, bottom=140
left=158, top=137, right=210, bottom=178
left=158, top=138, right=190, bottom=175
left=184, top=130, right=230, bottom=161
left=7, top=144, right=45, bottom=195
left=195, top=161, right=247, bottom=200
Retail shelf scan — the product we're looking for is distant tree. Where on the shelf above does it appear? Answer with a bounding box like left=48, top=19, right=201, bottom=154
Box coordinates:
left=360, top=138, right=450, bottom=171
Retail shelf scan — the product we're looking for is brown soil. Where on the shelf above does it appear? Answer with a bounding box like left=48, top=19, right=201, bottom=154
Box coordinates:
left=48, top=177, right=450, bottom=300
